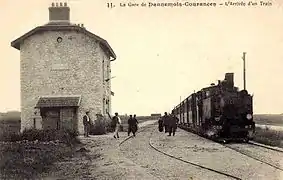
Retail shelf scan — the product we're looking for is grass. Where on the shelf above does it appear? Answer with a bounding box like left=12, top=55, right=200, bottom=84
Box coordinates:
left=253, top=126, right=283, bottom=148
left=0, top=129, right=81, bottom=179
left=245, top=114, right=283, bottom=148
left=0, top=113, right=158, bottom=178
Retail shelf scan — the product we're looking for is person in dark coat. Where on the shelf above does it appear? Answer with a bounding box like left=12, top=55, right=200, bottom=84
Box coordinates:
left=162, top=112, right=170, bottom=133
left=158, top=117, right=164, bottom=132
left=83, top=111, right=91, bottom=137
left=128, top=115, right=138, bottom=136
left=168, top=114, right=179, bottom=136
left=133, top=114, right=138, bottom=133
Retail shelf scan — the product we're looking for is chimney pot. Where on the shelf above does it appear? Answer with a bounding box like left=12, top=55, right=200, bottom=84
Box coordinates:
left=51, top=2, right=55, bottom=7
left=49, top=2, right=70, bottom=22
left=81, top=23, right=84, bottom=27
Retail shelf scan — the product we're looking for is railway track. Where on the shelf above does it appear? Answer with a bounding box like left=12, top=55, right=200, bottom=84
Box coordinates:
left=178, top=125, right=283, bottom=172
left=119, top=124, right=242, bottom=180
left=247, top=141, right=283, bottom=153
left=222, top=143, right=283, bottom=171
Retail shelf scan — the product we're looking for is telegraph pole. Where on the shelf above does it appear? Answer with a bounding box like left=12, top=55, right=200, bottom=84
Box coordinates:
left=242, top=52, right=246, bottom=90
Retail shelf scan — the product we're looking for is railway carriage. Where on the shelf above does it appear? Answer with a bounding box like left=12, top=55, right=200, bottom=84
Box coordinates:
left=173, top=73, right=255, bottom=142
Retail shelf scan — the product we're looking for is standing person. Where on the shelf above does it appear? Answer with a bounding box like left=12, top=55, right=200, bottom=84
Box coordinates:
left=162, top=112, right=170, bottom=133
left=158, top=116, right=164, bottom=132
left=83, top=111, right=91, bottom=137
left=111, top=112, right=121, bottom=139
left=168, top=114, right=179, bottom=136
left=133, top=114, right=138, bottom=134
left=127, top=115, right=135, bottom=136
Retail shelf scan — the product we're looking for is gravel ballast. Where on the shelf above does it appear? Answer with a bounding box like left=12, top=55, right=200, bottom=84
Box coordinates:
left=150, top=127, right=283, bottom=180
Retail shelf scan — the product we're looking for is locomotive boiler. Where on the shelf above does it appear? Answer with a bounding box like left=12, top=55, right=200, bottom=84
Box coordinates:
left=173, top=73, right=255, bottom=142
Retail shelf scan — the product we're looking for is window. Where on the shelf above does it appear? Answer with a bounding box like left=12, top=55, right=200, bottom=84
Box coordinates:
left=107, top=99, right=110, bottom=113
left=102, top=98, right=105, bottom=114
left=57, top=37, right=62, bottom=43
left=33, top=118, right=36, bottom=129
left=107, top=64, right=110, bottom=79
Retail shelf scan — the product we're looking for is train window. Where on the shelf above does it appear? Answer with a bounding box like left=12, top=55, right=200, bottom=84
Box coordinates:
left=184, top=102, right=187, bottom=112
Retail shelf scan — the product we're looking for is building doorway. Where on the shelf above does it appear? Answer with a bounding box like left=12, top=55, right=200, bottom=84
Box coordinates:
left=41, top=108, right=60, bottom=130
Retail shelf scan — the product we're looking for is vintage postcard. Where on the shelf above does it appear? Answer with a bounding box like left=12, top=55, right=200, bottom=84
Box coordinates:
left=0, top=0, right=282, bottom=179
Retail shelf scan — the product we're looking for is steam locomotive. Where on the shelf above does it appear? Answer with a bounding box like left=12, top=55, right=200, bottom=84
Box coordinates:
left=172, top=73, right=255, bottom=142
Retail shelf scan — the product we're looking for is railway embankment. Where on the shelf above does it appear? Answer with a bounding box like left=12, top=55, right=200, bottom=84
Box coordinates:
left=253, top=125, right=283, bottom=148
left=120, top=125, right=233, bottom=180
left=150, top=127, right=283, bottom=180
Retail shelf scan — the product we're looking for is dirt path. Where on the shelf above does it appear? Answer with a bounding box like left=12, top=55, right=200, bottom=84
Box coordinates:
left=120, top=125, right=233, bottom=180
left=75, top=120, right=159, bottom=180
left=41, top=120, right=283, bottom=180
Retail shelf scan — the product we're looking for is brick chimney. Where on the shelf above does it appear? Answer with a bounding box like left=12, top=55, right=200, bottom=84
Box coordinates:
left=48, top=2, right=70, bottom=24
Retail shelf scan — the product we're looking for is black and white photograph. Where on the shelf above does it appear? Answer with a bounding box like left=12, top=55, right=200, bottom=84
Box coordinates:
left=0, top=0, right=283, bottom=179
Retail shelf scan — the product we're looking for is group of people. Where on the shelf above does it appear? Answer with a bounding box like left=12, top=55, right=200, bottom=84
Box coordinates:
left=109, top=112, right=139, bottom=138
left=83, top=110, right=179, bottom=138
left=158, top=112, right=179, bottom=136
left=82, top=111, right=139, bottom=139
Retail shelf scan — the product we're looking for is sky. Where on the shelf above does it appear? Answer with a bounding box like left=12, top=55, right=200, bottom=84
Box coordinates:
left=1, top=0, right=283, bottom=115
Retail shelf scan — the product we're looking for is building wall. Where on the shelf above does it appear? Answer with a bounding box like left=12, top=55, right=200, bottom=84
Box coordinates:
left=20, top=30, right=110, bottom=134
left=100, top=49, right=112, bottom=117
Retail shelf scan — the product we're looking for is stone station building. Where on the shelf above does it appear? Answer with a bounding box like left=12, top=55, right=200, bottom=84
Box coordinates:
left=11, top=2, right=116, bottom=134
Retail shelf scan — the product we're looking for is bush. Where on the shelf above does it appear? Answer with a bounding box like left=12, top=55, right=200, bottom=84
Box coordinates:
left=89, top=114, right=127, bottom=134
left=0, top=137, right=76, bottom=179
left=0, top=133, right=21, bottom=142
left=90, top=121, right=106, bottom=135
left=0, top=128, right=79, bottom=145
left=105, top=120, right=114, bottom=133
left=89, top=114, right=108, bottom=135
left=253, top=127, right=283, bottom=147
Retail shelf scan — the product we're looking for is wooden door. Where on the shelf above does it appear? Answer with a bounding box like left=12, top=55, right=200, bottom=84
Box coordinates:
left=60, top=108, right=77, bottom=131
left=42, top=109, right=60, bottom=130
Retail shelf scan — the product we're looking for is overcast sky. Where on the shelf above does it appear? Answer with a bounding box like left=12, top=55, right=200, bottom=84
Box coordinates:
left=1, top=0, right=283, bottom=115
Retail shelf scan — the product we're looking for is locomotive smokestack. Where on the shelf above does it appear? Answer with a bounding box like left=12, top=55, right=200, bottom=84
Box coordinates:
left=224, top=73, right=234, bottom=88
